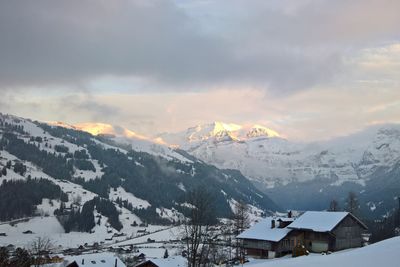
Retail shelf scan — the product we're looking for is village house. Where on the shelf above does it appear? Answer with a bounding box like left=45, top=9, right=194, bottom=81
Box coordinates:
left=134, top=256, right=186, bottom=267
left=237, top=211, right=368, bottom=259
left=236, top=216, right=294, bottom=259
left=287, top=211, right=368, bottom=253
left=62, top=253, right=126, bottom=267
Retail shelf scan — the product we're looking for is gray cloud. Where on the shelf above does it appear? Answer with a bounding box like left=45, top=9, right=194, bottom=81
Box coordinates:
left=57, top=94, right=121, bottom=121
left=0, top=0, right=399, bottom=94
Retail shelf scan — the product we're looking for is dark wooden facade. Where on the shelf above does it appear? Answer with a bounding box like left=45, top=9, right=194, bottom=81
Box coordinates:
left=134, top=260, right=159, bottom=267
left=288, top=214, right=367, bottom=252
left=242, top=236, right=294, bottom=258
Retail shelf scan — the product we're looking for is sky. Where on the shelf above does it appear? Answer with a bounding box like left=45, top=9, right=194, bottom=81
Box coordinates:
left=0, top=0, right=399, bottom=141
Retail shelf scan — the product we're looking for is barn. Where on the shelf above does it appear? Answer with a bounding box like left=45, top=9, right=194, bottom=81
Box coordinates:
left=287, top=211, right=368, bottom=252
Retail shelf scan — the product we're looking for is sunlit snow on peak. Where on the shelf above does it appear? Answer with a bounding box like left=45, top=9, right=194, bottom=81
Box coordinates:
left=74, top=122, right=148, bottom=140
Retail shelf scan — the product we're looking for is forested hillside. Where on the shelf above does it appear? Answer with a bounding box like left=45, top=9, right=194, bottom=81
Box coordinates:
left=0, top=113, right=278, bottom=235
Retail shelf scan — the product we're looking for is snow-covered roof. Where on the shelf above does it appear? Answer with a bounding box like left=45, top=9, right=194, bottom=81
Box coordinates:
left=149, top=256, right=187, bottom=267
left=288, top=211, right=349, bottom=232
left=64, top=252, right=126, bottom=267
left=277, top=218, right=294, bottom=222
left=236, top=217, right=292, bottom=242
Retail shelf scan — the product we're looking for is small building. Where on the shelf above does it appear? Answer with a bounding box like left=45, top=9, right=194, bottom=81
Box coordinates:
left=287, top=211, right=368, bottom=252
left=63, top=252, right=126, bottom=267
left=134, top=256, right=186, bottom=267
left=236, top=217, right=294, bottom=259
left=236, top=211, right=368, bottom=259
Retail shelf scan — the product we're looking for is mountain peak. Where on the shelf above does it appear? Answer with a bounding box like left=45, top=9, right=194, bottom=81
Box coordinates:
left=74, top=122, right=148, bottom=140
left=157, top=121, right=281, bottom=148
left=247, top=124, right=280, bottom=138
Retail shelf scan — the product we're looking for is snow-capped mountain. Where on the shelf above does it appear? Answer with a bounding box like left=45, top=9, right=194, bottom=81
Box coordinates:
left=48, top=121, right=188, bottom=162
left=157, top=122, right=400, bottom=216
left=158, top=122, right=400, bottom=187
left=0, top=113, right=277, bottom=248
left=157, top=121, right=280, bottom=147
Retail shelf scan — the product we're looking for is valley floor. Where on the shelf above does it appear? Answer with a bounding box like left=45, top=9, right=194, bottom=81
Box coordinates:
left=0, top=215, right=178, bottom=257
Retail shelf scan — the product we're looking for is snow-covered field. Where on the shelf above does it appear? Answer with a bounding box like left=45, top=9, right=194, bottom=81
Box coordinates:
left=0, top=214, right=168, bottom=248
left=245, top=236, right=400, bottom=267
left=109, top=186, right=151, bottom=209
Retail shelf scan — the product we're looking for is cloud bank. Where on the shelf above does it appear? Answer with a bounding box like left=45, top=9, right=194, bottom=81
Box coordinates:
left=0, top=0, right=399, bottom=93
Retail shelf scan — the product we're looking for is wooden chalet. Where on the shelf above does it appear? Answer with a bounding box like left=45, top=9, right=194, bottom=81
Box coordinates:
left=134, top=256, right=186, bottom=267
left=63, top=253, right=126, bottom=267
left=287, top=211, right=368, bottom=252
left=237, top=211, right=368, bottom=259
left=236, top=216, right=294, bottom=259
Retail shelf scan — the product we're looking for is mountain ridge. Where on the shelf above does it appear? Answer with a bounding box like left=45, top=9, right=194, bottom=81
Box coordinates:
left=0, top=113, right=279, bottom=236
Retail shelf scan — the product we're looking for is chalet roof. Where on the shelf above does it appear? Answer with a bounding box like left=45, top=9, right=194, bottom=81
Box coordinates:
left=64, top=252, right=126, bottom=267
left=277, top=218, right=294, bottom=222
left=236, top=217, right=292, bottom=242
left=288, top=211, right=366, bottom=232
left=151, top=256, right=186, bottom=267
left=134, top=257, right=186, bottom=267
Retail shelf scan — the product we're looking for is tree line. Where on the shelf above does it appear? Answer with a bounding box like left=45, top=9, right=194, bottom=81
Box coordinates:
left=329, top=191, right=400, bottom=243
left=0, top=178, right=68, bottom=221
left=56, top=196, right=122, bottom=233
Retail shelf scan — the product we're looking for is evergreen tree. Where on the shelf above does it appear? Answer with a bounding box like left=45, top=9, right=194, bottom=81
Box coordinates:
left=163, top=249, right=169, bottom=259
left=345, top=191, right=359, bottom=215
left=329, top=199, right=340, bottom=211
left=0, top=247, right=9, bottom=267
left=12, top=248, right=31, bottom=267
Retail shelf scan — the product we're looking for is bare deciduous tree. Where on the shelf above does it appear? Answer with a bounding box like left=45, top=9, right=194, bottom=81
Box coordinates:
left=329, top=199, right=340, bottom=211
left=181, top=187, right=216, bottom=267
left=232, top=201, right=250, bottom=260
left=30, top=236, right=53, bottom=267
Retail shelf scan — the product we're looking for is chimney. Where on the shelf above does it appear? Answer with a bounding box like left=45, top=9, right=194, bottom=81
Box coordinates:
left=271, top=219, right=275, bottom=229
left=398, top=196, right=400, bottom=210
left=81, top=259, right=84, bottom=265
left=115, top=258, right=118, bottom=267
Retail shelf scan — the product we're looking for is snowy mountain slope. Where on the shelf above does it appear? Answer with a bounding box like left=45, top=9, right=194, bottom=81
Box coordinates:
left=160, top=122, right=400, bottom=188
left=246, top=236, right=400, bottom=267
left=72, top=122, right=191, bottom=163
left=0, top=113, right=277, bottom=248
left=158, top=122, right=400, bottom=216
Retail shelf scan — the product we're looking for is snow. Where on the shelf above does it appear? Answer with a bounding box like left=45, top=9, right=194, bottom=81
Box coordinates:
left=36, top=198, right=60, bottom=216
left=180, top=202, right=195, bottom=209
left=177, top=182, right=186, bottom=192
left=288, top=211, right=349, bottom=232
left=156, top=207, right=184, bottom=222
left=159, top=122, right=400, bottom=188
left=237, top=217, right=292, bottom=242
left=148, top=256, right=186, bottom=267
left=244, top=236, right=400, bottom=267
left=0, top=217, right=65, bottom=247
left=115, top=226, right=181, bottom=247
left=109, top=186, right=151, bottom=209
left=228, top=199, right=264, bottom=222
left=63, top=252, right=126, bottom=267
left=157, top=122, right=280, bottom=145
left=0, top=210, right=169, bottom=248
left=113, top=135, right=192, bottom=163
left=73, top=159, right=104, bottom=181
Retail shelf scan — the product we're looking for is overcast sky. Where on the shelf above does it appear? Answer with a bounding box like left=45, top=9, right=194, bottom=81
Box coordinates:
left=1, top=0, right=399, bottom=141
